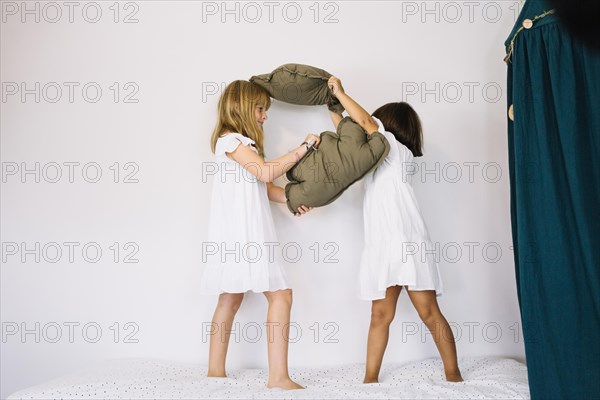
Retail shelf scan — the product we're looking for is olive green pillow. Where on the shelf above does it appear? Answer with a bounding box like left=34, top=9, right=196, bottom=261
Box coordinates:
left=250, top=63, right=344, bottom=114
left=284, top=117, right=390, bottom=213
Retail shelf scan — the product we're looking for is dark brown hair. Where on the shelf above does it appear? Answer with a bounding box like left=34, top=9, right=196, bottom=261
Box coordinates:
left=372, top=102, right=423, bottom=157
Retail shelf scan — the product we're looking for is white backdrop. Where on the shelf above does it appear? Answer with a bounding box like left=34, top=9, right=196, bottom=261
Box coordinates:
left=1, top=1, right=525, bottom=397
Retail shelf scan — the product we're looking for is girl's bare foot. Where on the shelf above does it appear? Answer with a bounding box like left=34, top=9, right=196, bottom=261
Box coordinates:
left=445, top=370, right=464, bottom=382
left=363, top=377, right=379, bottom=384
left=267, top=378, right=304, bottom=390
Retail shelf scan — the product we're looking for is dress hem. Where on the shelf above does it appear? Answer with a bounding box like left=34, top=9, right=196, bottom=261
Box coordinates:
left=200, top=285, right=292, bottom=295
left=359, top=283, right=443, bottom=301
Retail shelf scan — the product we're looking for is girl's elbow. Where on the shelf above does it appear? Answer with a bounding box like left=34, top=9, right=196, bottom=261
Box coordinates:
left=363, top=120, right=379, bottom=134
left=359, top=117, right=379, bottom=134
left=257, top=171, right=275, bottom=183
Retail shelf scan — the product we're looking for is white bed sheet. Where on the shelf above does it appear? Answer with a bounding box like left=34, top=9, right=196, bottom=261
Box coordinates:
left=8, top=356, right=529, bottom=399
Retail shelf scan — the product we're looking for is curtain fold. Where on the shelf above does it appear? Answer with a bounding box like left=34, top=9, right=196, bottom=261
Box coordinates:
left=505, top=0, right=600, bottom=398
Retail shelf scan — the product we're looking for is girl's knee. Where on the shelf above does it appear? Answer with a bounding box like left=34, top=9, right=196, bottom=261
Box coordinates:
left=417, top=306, right=439, bottom=324
left=408, top=291, right=440, bottom=324
left=265, top=288, right=293, bottom=305
left=217, top=293, right=244, bottom=312
left=417, top=307, right=432, bottom=322
left=370, top=304, right=395, bottom=327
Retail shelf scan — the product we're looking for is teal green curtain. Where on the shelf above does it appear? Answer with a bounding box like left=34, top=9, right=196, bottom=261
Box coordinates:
left=505, top=1, right=600, bottom=398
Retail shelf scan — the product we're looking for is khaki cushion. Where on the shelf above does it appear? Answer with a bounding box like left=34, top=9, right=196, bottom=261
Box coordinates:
left=250, top=63, right=344, bottom=114
left=285, top=117, right=390, bottom=213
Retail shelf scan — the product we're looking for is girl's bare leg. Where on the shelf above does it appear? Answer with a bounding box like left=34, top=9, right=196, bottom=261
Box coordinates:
left=406, top=290, right=463, bottom=382
left=207, top=293, right=244, bottom=377
left=364, top=285, right=402, bottom=383
left=263, top=289, right=304, bottom=390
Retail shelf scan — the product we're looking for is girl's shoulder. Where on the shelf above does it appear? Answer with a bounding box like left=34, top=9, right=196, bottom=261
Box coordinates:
left=215, top=132, right=256, bottom=156
left=217, top=131, right=253, bottom=141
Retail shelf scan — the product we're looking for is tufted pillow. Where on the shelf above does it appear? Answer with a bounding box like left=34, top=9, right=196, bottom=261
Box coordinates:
left=250, top=63, right=344, bottom=114
left=284, top=117, right=390, bottom=213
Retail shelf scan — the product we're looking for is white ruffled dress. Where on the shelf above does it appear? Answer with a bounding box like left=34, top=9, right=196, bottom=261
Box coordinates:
left=358, top=117, right=443, bottom=300
left=200, top=133, right=290, bottom=294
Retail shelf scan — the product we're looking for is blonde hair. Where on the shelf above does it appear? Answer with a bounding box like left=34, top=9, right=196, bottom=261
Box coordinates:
left=210, top=80, right=272, bottom=158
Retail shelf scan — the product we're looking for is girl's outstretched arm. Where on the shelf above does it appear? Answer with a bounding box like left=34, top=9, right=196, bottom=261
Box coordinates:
left=227, top=133, right=320, bottom=183
left=267, top=182, right=286, bottom=203
left=329, top=109, right=343, bottom=130
left=328, top=76, right=379, bottom=135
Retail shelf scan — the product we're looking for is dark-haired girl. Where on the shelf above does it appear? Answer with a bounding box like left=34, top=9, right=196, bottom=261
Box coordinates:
left=327, top=76, right=463, bottom=383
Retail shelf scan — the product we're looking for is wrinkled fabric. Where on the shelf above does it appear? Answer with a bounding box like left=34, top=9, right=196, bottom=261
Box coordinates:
left=250, top=63, right=344, bottom=114
left=505, top=0, right=600, bottom=398
left=285, top=117, right=390, bottom=214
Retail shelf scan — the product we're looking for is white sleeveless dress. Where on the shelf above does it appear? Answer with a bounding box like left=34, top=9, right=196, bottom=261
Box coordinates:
left=358, top=117, right=443, bottom=300
left=199, top=133, right=290, bottom=294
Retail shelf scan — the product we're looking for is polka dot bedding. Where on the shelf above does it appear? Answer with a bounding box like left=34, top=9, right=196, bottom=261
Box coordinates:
left=8, top=356, right=529, bottom=399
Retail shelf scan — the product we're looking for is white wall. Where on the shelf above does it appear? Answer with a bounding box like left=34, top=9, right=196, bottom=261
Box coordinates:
left=1, top=1, right=525, bottom=397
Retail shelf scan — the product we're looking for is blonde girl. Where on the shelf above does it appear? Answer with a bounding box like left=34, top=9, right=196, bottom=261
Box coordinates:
left=200, top=80, right=319, bottom=389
